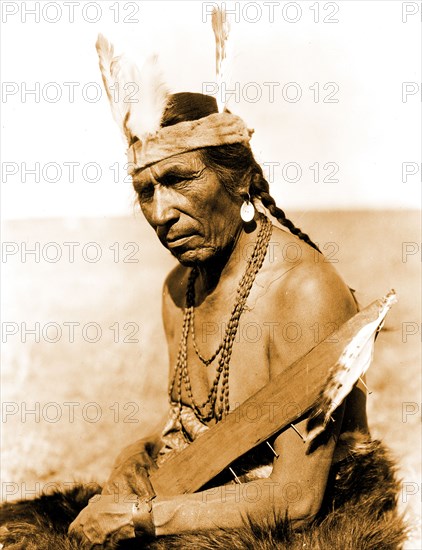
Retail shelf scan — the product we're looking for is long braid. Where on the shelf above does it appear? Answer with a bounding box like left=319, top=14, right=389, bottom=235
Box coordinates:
left=200, top=144, right=322, bottom=254
left=250, top=173, right=322, bottom=253
left=160, top=98, right=321, bottom=255
left=248, top=165, right=359, bottom=307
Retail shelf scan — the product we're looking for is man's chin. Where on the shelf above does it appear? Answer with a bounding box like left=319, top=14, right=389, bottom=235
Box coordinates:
left=170, top=247, right=217, bottom=266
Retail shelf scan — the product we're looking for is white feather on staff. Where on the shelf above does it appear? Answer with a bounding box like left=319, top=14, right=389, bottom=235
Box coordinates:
left=96, top=34, right=169, bottom=144
left=211, top=6, right=231, bottom=112
left=306, top=290, right=398, bottom=444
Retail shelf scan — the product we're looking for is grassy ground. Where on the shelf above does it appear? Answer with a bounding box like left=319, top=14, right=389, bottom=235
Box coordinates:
left=1, top=210, right=420, bottom=547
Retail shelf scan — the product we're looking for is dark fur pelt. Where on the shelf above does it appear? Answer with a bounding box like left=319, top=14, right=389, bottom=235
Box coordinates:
left=0, top=439, right=408, bottom=550
left=0, top=483, right=101, bottom=549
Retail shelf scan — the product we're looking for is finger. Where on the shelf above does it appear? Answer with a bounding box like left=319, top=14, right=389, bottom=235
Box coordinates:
left=102, top=476, right=132, bottom=496
left=68, top=522, right=95, bottom=548
left=138, top=450, right=158, bottom=471
left=127, top=464, right=156, bottom=498
left=102, top=449, right=159, bottom=498
left=106, top=524, right=137, bottom=547
left=107, top=462, right=154, bottom=498
left=102, top=466, right=145, bottom=497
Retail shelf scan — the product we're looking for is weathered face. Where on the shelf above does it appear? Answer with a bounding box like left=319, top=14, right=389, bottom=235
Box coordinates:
left=132, top=151, right=243, bottom=265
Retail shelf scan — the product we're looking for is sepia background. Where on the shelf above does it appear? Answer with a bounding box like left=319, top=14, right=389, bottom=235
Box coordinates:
left=1, top=1, right=420, bottom=547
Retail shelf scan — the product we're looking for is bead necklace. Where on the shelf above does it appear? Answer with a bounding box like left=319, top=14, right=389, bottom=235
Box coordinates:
left=168, top=215, right=273, bottom=423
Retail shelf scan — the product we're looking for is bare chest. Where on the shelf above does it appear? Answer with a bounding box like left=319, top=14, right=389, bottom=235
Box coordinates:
left=167, top=284, right=273, bottom=414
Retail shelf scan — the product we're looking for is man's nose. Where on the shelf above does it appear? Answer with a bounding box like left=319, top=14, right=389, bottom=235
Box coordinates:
left=150, top=186, right=179, bottom=227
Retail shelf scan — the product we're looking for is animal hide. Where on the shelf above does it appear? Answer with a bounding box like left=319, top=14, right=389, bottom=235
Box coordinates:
left=0, top=437, right=407, bottom=549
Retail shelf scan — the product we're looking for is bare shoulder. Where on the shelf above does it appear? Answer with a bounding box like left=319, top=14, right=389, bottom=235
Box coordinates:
left=257, top=225, right=358, bottom=372
left=263, top=225, right=356, bottom=316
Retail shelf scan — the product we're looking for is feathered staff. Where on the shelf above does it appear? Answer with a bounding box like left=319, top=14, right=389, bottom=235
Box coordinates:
left=211, top=6, right=231, bottom=112
left=306, top=290, right=398, bottom=443
left=149, top=290, right=398, bottom=495
left=95, top=34, right=169, bottom=145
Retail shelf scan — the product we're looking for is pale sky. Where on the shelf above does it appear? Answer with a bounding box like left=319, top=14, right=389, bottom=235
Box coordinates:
left=1, top=0, right=420, bottom=219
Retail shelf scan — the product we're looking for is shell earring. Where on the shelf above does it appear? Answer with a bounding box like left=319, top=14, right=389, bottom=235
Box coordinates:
left=240, top=193, right=255, bottom=223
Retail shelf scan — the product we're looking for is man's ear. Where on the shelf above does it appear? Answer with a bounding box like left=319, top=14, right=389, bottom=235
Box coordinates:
left=239, top=190, right=250, bottom=202
left=237, top=171, right=255, bottom=200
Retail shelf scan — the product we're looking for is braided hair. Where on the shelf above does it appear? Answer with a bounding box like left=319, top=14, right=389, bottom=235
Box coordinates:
left=201, top=144, right=321, bottom=253
left=160, top=92, right=321, bottom=253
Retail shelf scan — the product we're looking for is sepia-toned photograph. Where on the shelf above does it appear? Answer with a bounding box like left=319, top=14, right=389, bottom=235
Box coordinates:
left=1, top=1, right=420, bottom=548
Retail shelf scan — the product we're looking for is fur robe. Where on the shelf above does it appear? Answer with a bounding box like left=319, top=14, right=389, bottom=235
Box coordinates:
left=0, top=437, right=407, bottom=549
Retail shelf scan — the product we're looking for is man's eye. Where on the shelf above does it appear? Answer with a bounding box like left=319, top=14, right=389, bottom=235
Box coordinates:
left=136, top=185, right=154, bottom=201
left=162, top=175, right=187, bottom=186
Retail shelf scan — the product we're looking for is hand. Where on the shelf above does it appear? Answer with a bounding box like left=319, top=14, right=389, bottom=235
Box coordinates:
left=102, top=446, right=158, bottom=498
left=68, top=493, right=137, bottom=548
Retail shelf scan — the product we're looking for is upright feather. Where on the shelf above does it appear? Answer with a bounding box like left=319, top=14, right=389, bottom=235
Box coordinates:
left=211, top=6, right=231, bottom=112
left=130, top=54, right=170, bottom=138
left=96, top=34, right=132, bottom=143
left=96, top=34, right=170, bottom=144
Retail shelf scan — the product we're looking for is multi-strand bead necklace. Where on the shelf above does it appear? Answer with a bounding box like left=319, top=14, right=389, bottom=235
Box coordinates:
left=168, top=214, right=273, bottom=423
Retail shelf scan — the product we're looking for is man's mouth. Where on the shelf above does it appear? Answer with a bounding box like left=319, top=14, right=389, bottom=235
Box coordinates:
left=166, top=234, right=196, bottom=248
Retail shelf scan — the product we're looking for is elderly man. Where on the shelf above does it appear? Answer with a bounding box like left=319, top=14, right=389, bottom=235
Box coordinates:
left=0, top=27, right=405, bottom=548
left=0, top=1, right=407, bottom=541
left=67, top=89, right=397, bottom=549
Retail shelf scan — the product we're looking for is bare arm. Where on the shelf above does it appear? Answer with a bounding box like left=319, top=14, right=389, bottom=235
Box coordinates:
left=147, top=404, right=345, bottom=535
left=69, top=258, right=358, bottom=543
left=145, top=260, right=357, bottom=535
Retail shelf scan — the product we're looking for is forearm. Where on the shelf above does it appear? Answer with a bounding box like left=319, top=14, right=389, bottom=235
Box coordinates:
left=140, top=477, right=316, bottom=536
left=142, top=411, right=342, bottom=536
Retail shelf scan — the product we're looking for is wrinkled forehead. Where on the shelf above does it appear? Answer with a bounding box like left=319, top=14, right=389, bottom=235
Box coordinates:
left=133, top=150, right=207, bottom=184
